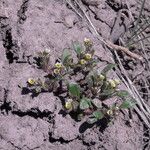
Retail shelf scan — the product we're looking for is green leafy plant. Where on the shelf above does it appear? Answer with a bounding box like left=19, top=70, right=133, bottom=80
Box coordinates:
left=25, top=38, right=136, bottom=125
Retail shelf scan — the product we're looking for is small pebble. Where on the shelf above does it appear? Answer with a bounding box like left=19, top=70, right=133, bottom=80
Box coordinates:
left=64, top=15, right=76, bottom=28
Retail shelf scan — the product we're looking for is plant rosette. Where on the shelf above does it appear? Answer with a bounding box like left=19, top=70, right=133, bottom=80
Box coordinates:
left=24, top=38, right=135, bottom=127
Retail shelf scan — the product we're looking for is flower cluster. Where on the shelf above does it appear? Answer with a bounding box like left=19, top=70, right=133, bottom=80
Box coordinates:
left=25, top=38, right=135, bottom=126
left=53, top=62, right=63, bottom=75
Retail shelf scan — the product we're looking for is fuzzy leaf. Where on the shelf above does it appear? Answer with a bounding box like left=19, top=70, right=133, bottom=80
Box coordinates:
left=72, top=41, right=82, bottom=56
left=100, top=89, right=115, bottom=97
left=92, top=99, right=102, bottom=108
left=61, top=49, right=71, bottom=65
left=80, top=98, right=92, bottom=110
left=86, top=75, right=94, bottom=88
left=101, top=64, right=116, bottom=75
left=68, top=83, right=80, bottom=98
left=93, top=111, right=104, bottom=119
left=72, top=101, right=79, bottom=111
left=116, top=90, right=129, bottom=98
left=35, top=87, right=41, bottom=93
left=120, top=100, right=135, bottom=109
left=77, top=114, right=84, bottom=121
left=87, top=117, right=98, bottom=124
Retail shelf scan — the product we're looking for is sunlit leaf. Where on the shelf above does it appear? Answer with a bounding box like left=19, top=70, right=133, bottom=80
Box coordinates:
left=116, top=90, right=129, bottom=99
left=35, top=87, right=41, bottom=93
left=101, top=64, right=116, bottom=75
left=61, top=49, right=71, bottom=65
left=72, top=101, right=79, bottom=111
left=77, top=113, right=84, bottom=121
left=92, top=99, right=102, bottom=108
left=120, top=100, right=135, bottom=109
left=80, top=98, right=92, bottom=110
left=72, top=41, right=83, bottom=56
left=100, top=89, right=115, bottom=97
left=68, top=83, right=80, bottom=98
left=87, top=117, right=98, bottom=124
left=93, top=111, right=104, bottom=119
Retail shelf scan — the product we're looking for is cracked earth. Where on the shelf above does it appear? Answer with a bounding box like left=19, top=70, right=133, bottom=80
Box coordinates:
left=0, top=0, right=149, bottom=150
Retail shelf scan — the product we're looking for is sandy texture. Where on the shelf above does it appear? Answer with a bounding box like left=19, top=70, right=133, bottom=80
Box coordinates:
left=0, top=0, right=147, bottom=150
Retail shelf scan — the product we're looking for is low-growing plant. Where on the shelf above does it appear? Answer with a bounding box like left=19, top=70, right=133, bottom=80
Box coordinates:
left=25, top=38, right=135, bottom=125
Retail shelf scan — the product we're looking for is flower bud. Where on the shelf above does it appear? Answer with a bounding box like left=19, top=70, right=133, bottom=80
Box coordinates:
left=65, top=99, right=73, bottom=110
left=28, top=78, right=35, bottom=85
left=107, top=109, right=113, bottom=115
left=53, top=69, right=60, bottom=74
left=84, top=38, right=92, bottom=46
left=115, top=106, right=119, bottom=110
left=99, top=74, right=105, bottom=80
left=55, top=62, right=62, bottom=69
left=108, top=79, right=116, bottom=88
left=85, top=53, right=92, bottom=60
left=114, top=79, right=120, bottom=85
left=80, top=59, right=86, bottom=65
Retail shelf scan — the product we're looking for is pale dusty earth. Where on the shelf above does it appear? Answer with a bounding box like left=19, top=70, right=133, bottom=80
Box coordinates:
left=0, top=0, right=150, bottom=150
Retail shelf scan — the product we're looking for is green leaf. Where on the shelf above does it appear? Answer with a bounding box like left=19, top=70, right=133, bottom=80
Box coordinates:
left=86, top=76, right=94, bottom=88
left=100, top=89, right=115, bottom=97
left=92, top=99, right=102, bottom=108
left=35, top=87, right=42, bottom=93
left=68, top=83, right=80, bottom=98
left=61, top=49, right=71, bottom=65
left=116, top=90, right=129, bottom=99
left=77, top=113, right=84, bottom=121
left=93, top=111, right=104, bottom=119
left=72, top=41, right=82, bottom=56
left=72, top=101, right=79, bottom=111
left=87, top=117, right=98, bottom=124
left=80, top=98, right=92, bottom=110
left=120, top=100, right=135, bottom=109
left=101, top=64, right=116, bottom=75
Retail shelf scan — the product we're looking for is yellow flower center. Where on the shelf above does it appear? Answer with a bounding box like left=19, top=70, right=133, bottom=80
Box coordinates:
left=107, top=110, right=113, bottom=115
left=85, top=53, right=92, bottom=60
left=84, top=38, right=92, bottom=46
left=28, top=78, right=35, bottom=85
left=80, top=59, right=86, bottom=65
left=99, top=74, right=105, bottom=80
left=55, top=62, right=62, bottom=69
left=65, top=99, right=73, bottom=110
left=54, top=69, right=60, bottom=74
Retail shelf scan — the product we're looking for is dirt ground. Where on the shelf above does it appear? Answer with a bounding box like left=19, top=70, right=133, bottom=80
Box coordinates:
left=0, top=0, right=149, bottom=150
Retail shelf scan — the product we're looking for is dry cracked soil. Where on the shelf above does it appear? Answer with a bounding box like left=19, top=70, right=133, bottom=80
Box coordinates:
left=0, top=0, right=150, bottom=150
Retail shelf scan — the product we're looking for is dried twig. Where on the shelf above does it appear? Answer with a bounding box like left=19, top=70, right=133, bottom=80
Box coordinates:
left=105, top=40, right=143, bottom=60
left=67, top=0, right=143, bottom=61
left=65, top=0, right=83, bottom=18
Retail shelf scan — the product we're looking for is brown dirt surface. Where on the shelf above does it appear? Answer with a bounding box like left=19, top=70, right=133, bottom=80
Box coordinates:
left=0, top=0, right=149, bottom=150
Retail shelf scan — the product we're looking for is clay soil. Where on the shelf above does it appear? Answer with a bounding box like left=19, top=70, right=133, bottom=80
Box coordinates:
left=0, top=0, right=150, bottom=150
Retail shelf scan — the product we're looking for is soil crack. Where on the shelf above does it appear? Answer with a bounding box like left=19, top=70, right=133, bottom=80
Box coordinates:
left=49, top=132, right=78, bottom=144
left=7, top=140, right=22, bottom=150
left=12, top=109, right=52, bottom=119
left=0, top=17, right=19, bottom=63
left=0, top=99, right=52, bottom=120
left=17, top=0, right=30, bottom=24
left=88, top=7, right=112, bottom=28
left=106, top=0, right=127, bottom=12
